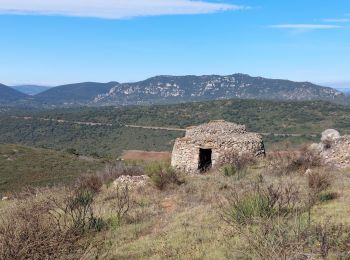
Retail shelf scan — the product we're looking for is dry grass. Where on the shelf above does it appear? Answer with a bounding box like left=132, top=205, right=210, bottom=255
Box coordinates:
left=1, top=150, right=350, bottom=259
left=0, top=189, right=103, bottom=260
left=312, top=168, right=350, bottom=224
left=266, top=146, right=323, bottom=176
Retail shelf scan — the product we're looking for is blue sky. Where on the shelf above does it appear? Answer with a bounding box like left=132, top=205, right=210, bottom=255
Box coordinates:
left=0, top=0, right=349, bottom=87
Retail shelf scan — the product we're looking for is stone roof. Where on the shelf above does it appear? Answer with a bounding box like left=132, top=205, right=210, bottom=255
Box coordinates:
left=182, top=120, right=261, bottom=145
left=186, top=120, right=246, bottom=137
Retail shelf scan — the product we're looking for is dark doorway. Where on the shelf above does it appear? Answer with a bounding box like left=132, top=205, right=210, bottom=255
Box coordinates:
left=198, top=148, right=212, bottom=172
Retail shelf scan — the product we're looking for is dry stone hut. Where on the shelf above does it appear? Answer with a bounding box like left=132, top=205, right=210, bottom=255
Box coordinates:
left=171, top=120, right=265, bottom=173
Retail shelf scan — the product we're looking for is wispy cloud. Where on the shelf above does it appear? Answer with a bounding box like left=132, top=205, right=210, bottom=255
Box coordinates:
left=322, top=18, right=350, bottom=23
left=0, top=0, right=245, bottom=19
left=270, top=24, right=342, bottom=30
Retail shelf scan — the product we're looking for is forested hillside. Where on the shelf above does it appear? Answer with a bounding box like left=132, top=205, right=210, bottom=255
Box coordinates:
left=16, top=99, right=350, bottom=134
left=2, top=99, right=350, bottom=156
left=0, top=84, right=29, bottom=103
left=35, top=82, right=118, bottom=104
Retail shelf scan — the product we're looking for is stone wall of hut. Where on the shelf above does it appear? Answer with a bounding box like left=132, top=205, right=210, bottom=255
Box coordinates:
left=171, top=121, right=265, bottom=173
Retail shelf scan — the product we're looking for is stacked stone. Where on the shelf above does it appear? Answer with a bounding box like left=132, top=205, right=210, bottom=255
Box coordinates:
left=186, top=120, right=247, bottom=140
left=311, top=129, right=350, bottom=168
left=113, top=175, right=150, bottom=189
left=171, top=120, right=265, bottom=173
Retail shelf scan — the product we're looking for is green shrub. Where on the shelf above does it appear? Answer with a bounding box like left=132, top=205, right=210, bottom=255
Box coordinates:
left=89, top=217, right=107, bottom=232
left=145, top=162, right=184, bottom=190
left=67, top=190, right=95, bottom=232
left=106, top=215, right=121, bottom=230
left=65, top=148, right=79, bottom=156
left=319, top=192, right=339, bottom=202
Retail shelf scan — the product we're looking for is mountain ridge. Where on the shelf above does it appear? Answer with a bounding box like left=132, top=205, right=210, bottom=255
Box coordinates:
left=35, top=81, right=119, bottom=105
left=0, top=74, right=346, bottom=107
left=93, top=73, right=345, bottom=105
left=0, top=84, right=29, bottom=103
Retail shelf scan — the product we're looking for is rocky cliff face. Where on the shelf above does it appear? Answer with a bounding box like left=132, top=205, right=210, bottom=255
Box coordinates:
left=93, top=74, right=345, bottom=106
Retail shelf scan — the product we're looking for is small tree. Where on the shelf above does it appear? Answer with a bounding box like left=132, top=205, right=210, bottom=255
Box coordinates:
left=108, top=185, right=131, bottom=227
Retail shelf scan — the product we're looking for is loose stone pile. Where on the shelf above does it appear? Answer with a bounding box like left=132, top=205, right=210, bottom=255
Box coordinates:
left=113, top=175, right=150, bottom=188
left=171, top=120, right=265, bottom=173
left=310, top=129, right=350, bottom=168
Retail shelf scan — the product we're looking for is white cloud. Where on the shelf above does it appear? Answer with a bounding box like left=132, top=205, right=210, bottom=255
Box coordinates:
left=0, top=0, right=245, bottom=19
left=322, top=18, right=350, bottom=23
left=270, top=24, right=342, bottom=29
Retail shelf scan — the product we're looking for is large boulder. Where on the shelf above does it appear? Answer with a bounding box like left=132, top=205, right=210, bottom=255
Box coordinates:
left=321, top=129, right=340, bottom=144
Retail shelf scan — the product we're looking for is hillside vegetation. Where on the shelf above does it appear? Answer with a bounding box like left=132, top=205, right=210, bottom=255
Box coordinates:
left=1, top=99, right=350, bottom=156
left=21, top=99, right=350, bottom=134
left=0, top=144, right=104, bottom=193
left=0, top=116, right=182, bottom=157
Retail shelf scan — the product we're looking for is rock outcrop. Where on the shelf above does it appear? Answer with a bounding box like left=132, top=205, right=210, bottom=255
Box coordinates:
left=311, top=129, right=350, bottom=168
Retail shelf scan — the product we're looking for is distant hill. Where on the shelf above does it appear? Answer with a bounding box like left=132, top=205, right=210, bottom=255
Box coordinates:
left=336, top=88, right=350, bottom=95
left=35, top=82, right=119, bottom=105
left=0, top=84, right=29, bottom=104
left=1, top=74, right=348, bottom=106
left=12, top=85, right=51, bottom=95
left=94, top=74, right=346, bottom=105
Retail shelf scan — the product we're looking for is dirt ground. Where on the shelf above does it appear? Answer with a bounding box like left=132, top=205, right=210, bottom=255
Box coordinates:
left=121, top=150, right=171, bottom=161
